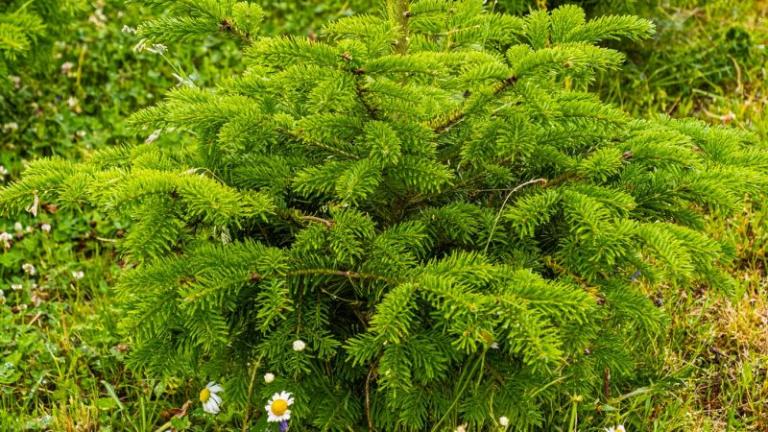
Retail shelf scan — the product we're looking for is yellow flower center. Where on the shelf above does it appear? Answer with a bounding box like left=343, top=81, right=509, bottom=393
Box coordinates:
left=270, top=399, right=288, bottom=416
left=199, top=388, right=211, bottom=403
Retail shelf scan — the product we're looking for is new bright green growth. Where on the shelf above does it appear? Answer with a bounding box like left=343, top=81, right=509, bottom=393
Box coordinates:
left=3, top=1, right=768, bottom=430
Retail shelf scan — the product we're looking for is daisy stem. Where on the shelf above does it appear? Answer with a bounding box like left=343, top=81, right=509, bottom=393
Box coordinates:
left=242, top=354, right=264, bottom=432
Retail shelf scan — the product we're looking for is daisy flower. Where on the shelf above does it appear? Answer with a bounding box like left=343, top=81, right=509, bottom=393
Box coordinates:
left=199, top=382, right=223, bottom=414
left=265, top=391, right=294, bottom=423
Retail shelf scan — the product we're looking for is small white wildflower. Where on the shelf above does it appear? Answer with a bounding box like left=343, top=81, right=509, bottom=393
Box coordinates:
left=22, top=263, right=36, bottom=275
left=121, top=25, right=137, bottom=34
left=41, top=223, right=51, bottom=233
left=76, top=130, right=87, bottom=138
left=264, top=372, right=275, bottom=383
left=11, top=284, right=22, bottom=291
left=67, top=96, right=78, bottom=109
left=605, top=426, right=626, bottom=432
left=3, top=122, right=18, bottom=132
left=499, top=416, right=509, bottom=427
left=455, top=424, right=467, bottom=432
left=490, top=342, right=499, bottom=349
left=0, top=165, right=8, bottom=176
left=72, top=271, right=85, bottom=280
left=265, top=391, right=293, bottom=423
left=133, top=38, right=148, bottom=52
left=88, top=8, right=107, bottom=27
left=13, top=222, right=22, bottom=232
left=292, top=339, right=306, bottom=352
left=145, top=129, right=161, bottom=144
left=199, top=381, right=223, bottom=414
left=61, top=61, right=75, bottom=75
left=25, top=226, right=33, bottom=233
left=147, top=43, right=167, bottom=55
left=9, top=75, right=21, bottom=88
left=26, top=193, right=40, bottom=217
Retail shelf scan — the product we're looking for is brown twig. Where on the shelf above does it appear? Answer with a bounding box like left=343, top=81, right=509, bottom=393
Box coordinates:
left=365, top=363, right=377, bottom=431
left=433, top=76, right=518, bottom=133
left=299, top=215, right=335, bottom=229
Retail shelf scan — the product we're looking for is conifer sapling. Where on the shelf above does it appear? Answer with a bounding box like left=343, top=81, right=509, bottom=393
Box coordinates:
left=3, top=0, right=768, bottom=430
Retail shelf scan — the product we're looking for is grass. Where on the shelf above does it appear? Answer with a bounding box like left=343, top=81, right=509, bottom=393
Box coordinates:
left=1, top=0, right=768, bottom=430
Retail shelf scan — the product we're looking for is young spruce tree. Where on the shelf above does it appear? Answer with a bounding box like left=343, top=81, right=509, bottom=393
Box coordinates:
left=4, top=0, right=768, bottom=430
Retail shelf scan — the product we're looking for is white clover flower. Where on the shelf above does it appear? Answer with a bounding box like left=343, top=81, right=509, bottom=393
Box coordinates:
left=61, top=61, right=75, bottom=75
left=11, top=284, right=22, bottom=291
left=0, top=232, right=12, bottom=248
left=41, top=224, right=51, bottom=233
left=265, top=391, right=293, bottom=423
left=264, top=372, right=275, bottom=383
left=199, top=381, right=223, bottom=414
left=292, top=339, right=306, bottom=352
left=72, top=271, right=85, bottom=280
left=22, top=263, right=36, bottom=275
left=499, top=416, right=509, bottom=427
left=2, top=122, right=18, bottom=132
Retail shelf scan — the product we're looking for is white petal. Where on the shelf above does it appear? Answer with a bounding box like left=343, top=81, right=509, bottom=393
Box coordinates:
left=210, top=392, right=222, bottom=404
left=206, top=381, right=216, bottom=388
left=203, top=399, right=220, bottom=414
left=208, top=384, right=223, bottom=393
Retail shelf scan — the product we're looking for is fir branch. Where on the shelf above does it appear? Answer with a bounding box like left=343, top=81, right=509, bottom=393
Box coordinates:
left=288, top=268, right=398, bottom=284
left=432, top=75, right=518, bottom=133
